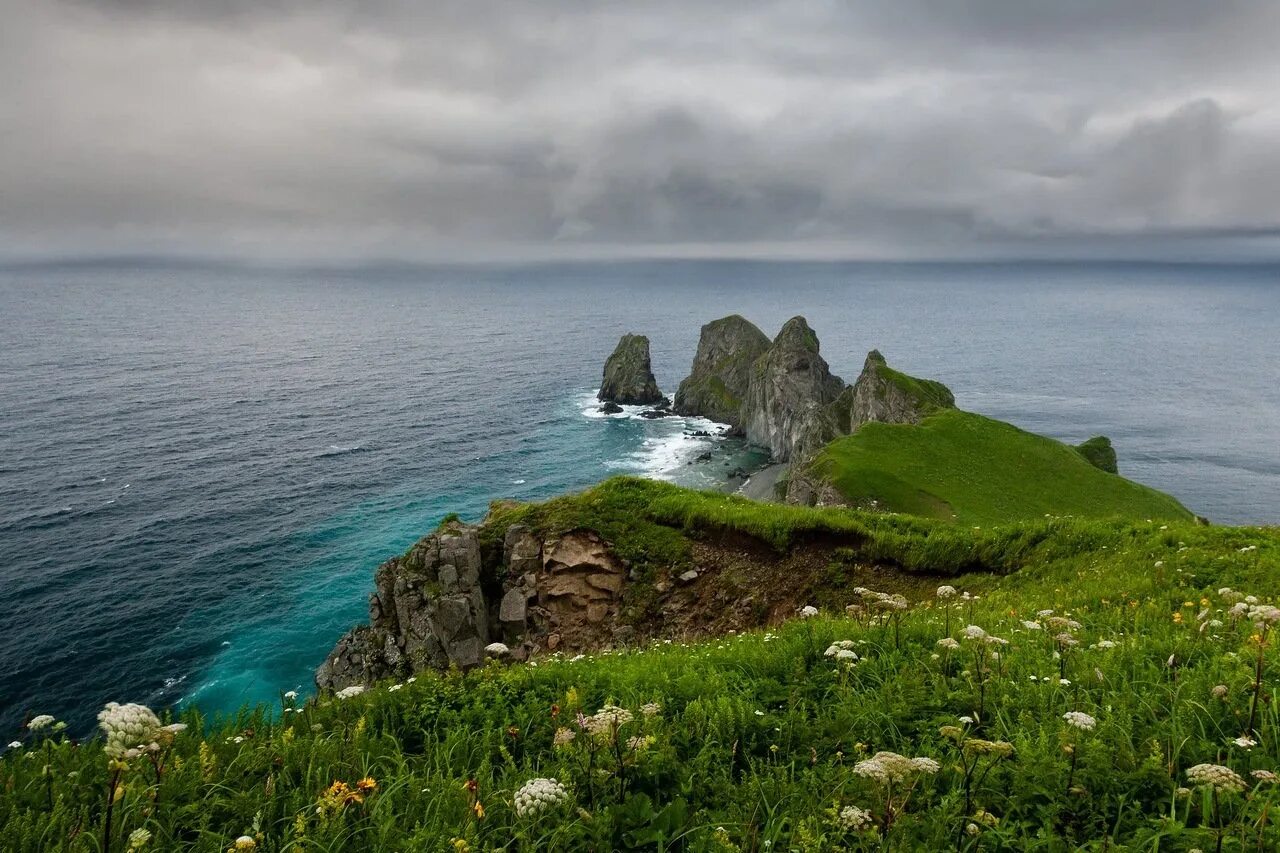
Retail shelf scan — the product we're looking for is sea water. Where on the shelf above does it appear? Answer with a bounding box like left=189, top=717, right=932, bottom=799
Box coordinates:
left=1, top=259, right=1277, bottom=734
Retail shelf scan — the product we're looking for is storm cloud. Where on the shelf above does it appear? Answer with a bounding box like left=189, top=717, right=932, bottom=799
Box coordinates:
left=2, top=0, right=1279, bottom=261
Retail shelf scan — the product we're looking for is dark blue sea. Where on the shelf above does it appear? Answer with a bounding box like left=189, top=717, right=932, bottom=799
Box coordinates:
left=2, top=260, right=1278, bottom=736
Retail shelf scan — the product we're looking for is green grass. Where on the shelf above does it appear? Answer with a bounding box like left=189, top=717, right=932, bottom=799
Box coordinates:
left=4, top=493, right=1279, bottom=851
left=806, top=409, right=1193, bottom=525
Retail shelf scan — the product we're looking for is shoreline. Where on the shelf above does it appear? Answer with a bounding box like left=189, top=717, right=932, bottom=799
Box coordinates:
left=737, top=461, right=786, bottom=502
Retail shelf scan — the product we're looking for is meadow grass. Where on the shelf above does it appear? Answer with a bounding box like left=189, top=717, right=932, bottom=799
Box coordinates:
left=3, top=483, right=1277, bottom=851
left=806, top=409, right=1194, bottom=525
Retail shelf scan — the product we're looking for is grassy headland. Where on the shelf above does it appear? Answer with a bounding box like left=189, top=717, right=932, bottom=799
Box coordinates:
left=3, top=478, right=1278, bottom=851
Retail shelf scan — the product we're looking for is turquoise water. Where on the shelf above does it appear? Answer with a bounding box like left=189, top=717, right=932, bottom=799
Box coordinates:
left=1, top=260, right=1278, bottom=735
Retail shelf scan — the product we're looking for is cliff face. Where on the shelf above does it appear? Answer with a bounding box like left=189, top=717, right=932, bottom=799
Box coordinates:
left=672, top=315, right=771, bottom=428
left=1075, top=436, right=1119, bottom=474
left=741, top=317, right=846, bottom=462
left=316, top=522, right=630, bottom=691
left=598, top=334, right=663, bottom=405
left=844, top=350, right=955, bottom=430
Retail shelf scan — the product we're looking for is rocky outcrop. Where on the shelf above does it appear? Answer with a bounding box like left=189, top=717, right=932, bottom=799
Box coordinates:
left=316, top=521, right=630, bottom=692
left=673, top=315, right=771, bottom=428
left=598, top=334, right=663, bottom=405
left=1075, top=436, right=1119, bottom=474
left=840, top=350, right=955, bottom=431
left=741, top=317, right=846, bottom=462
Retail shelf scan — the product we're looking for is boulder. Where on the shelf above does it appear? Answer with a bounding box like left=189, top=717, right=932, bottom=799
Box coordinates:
left=599, top=401, right=624, bottom=414
left=598, top=334, right=663, bottom=405
left=741, top=317, right=846, bottom=462
left=673, top=315, right=771, bottom=427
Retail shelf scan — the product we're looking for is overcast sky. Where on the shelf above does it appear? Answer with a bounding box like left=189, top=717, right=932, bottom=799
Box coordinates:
left=3, top=0, right=1279, bottom=262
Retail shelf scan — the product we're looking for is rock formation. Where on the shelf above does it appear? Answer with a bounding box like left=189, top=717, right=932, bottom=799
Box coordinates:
left=840, top=350, right=955, bottom=431
left=740, top=317, right=846, bottom=461
left=672, top=315, right=771, bottom=428
left=1075, top=436, right=1119, bottom=473
left=316, top=521, right=629, bottom=692
left=598, top=334, right=663, bottom=405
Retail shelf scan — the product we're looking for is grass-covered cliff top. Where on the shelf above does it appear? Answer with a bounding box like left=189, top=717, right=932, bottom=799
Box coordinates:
left=4, top=479, right=1278, bottom=851
left=805, top=409, right=1193, bottom=525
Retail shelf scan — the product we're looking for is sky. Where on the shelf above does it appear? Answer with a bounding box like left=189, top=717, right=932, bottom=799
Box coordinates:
left=3, top=0, right=1280, bottom=263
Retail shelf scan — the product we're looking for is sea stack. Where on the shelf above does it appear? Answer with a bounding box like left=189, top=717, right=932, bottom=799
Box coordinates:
left=741, top=316, right=845, bottom=461
left=597, top=334, right=663, bottom=405
left=672, top=314, right=771, bottom=429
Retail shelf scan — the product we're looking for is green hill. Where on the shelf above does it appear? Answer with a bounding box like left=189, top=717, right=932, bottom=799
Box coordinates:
left=4, top=479, right=1277, bottom=851
left=802, top=408, right=1193, bottom=525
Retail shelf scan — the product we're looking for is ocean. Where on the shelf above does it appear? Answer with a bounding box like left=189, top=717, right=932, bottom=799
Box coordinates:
left=1, top=259, right=1278, bottom=735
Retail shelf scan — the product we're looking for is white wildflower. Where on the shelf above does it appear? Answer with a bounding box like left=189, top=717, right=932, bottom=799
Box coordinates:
left=334, top=685, right=365, bottom=700
left=640, top=702, right=662, bottom=717
left=97, top=702, right=163, bottom=761
left=27, top=715, right=56, bottom=731
left=1021, top=620, right=1042, bottom=631
left=1062, top=711, right=1096, bottom=731
left=1252, top=769, right=1277, bottom=783
left=798, top=605, right=820, bottom=618
left=1186, top=763, right=1246, bottom=793
left=835, top=649, right=859, bottom=662
left=583, top=705, right=634, bottom=737
left=513, top=777, right=570, bottom=817
left=1212, top=684, right=1229, bottom=698
left=126, top=828, right=152, bottom=850
left=837, top=805, right=873, bottom=831
left=936, top=585, right=958, bottom=599
left=1234, top=735, right=1257, bottom=749
left=962, top=625, right=987, bottom=641
left=936, top=637, right=961, bottom=651
left=283, top=690, right=298, bottom=701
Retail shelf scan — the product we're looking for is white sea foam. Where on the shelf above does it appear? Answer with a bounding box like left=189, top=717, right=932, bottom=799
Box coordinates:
left=316, top=444, right=366, bottom=458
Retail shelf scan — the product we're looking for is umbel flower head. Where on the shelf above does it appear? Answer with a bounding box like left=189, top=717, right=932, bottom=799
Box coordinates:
left=837, top=805, right=873, bottom=831
left=513, top=777, right=570, bottom=817
left=98, top=702, right=163, bottom=760
left=852, top=751, right=940, bottom=784
left=1062, top=711, right=1097, bottom=732
left=27, top=714, right=56, bottom=731
left=334, top=685, right=365, bottom=700
left=582, top=705, right=634, bottom=737
left=1186, top=763, right=1247, bottom=793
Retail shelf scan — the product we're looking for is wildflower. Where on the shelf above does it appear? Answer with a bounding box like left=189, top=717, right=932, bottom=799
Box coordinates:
left=939, top=725, right=964, bottom=740
left=1021, top=620, right=1042, bottom=631
left=1093, top=640, right=1117, bottom=649
left=640, top=702, right=662, bottom=717
left=852, top=751, right=939, bottom=783
left=98, top=702, right=163, bottom=760
left=1054, top=632, right=1079, bottom=648
left=484, top=642, right=511, bottom=656
left=966, top=823, right=980, bottom=836
left=334, top=685, right=365, bottom=700
left=553, top=727, right=576, bottom=747
left=389, top=684, right=403, bottom=692
left=27, top=715, right=56, bottom=731
left=964, top=739, right=1014, bottom=758
left=798, top=605, right=819, bottom=618
left=284, top=690, right=298, bottom=701
left=233, top=838, right=257, bottom=851
left=1036, top=609, right=1055, bottom=618
left=582, top=705, right=635, bottom=737
left=1251, top=769, right=1277, bottom=783
left=936, top=638, right=960, bottom=651
left=1233, top=735, right=1257, bottom=749
left=937, top=585, right=958, bottom=599
left=1212, top=684, right=1229, bottom=698
left=1185, top=763, right=1247, bottom=793
left=958, top=715, right=975, bottom=724
left=513, top=777, right=570, bottom=817
left=1248, top=605, right=1280, bottom=626
left=627, top=735, right=654, bottom=751
left=837, top=805, right=873, bottom=831
left=126, top=828, right=152, bottom=850
left=835, top=649, right=859, bottom=662
left=962, top=625, right=987, bottom=641
left=162, top=723, right=187, bottom=735
left=1062, top=711, right=1097, bottom=731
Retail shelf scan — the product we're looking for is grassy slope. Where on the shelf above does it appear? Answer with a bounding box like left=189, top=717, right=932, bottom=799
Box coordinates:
left=5, top=480, right=1279, bottom=851
left=808, top=408, right=1193, bottom=525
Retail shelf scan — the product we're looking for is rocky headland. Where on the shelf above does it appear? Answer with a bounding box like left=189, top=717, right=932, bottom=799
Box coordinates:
left=597, top=333, right=663, bottom=405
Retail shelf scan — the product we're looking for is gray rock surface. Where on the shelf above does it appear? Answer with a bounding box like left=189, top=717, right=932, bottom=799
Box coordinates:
left=741, top=317, right=846, bottom=462
left=598, top=334, right=663, bottom=404
left=672, top=315, right=771, bottom=427
left=842, top=350, right=954, bottom=430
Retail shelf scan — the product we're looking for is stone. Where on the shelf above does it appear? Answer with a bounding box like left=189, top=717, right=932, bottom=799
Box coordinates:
left=599, top=401, right=624, bottom=414
left=673, top=314, right=772, bottom=427
left=741, top=316, right=846, bottom=462
left=598, top=334, right=663, bottom=404
left=499, top=588, right=528, bottom=624
left=504, top=525, right=542, bottom=575
left=677, top=569, right=700, bottom=585
left=842, top=350, right=954, bottom=431
left=1075, top=436, right=1119, bottom=473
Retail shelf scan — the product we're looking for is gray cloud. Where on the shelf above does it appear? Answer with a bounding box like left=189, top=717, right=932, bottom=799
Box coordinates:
left=2, top=0, right=1279, bottom=261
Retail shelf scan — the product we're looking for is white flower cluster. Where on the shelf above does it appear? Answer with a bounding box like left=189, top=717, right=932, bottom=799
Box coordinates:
left=640, top=702, right=662, bottom=718
left=98, top=702, right=163, bottom=760
left=962, top=625, right=987, bottom=641
left=936, top=585, right=958, bottom=599
left=335, top=685, right=366, bottom=700
left=126, top=827, right=152, bottom=851
left=851, top=751, right=940, bottom=784
left=824, top=640, right=859, bottom=661
left=513, top=777, right=570, bottom=817
left=27, top=714, right=56, bottom=731
left=583, top=705, right=635, bottom=737
left=798, top=605, right=820, bottom=618
left=1248, top=604, right=1280, bottom=627
left=1062, top=711, right=1097, bottom=732
left=936, top=638, right=960, bottom=651
left=1185, top=763, right=1246, bottom=793
left=837, top=804, right=873, bottom=831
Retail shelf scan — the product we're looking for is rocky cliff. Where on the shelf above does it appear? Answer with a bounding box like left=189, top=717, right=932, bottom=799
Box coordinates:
left=672, top=315, right=771, bottom=428
left=598, top=334, right=663, bottom=405
left=740, top=317, right=846, bottom=462
left=841, top=349, right=955, bottom=430
left=316, top=521, right=631, bottom=691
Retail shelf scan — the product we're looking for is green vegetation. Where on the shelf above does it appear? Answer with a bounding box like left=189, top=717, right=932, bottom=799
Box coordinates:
left=806, top=409, right=1192, bottom=525
left=1075, top=436, right=1120, bottom=474
left=875, top=362, right=955, bottom=412
left=4, top=486, right=1278, bottom=850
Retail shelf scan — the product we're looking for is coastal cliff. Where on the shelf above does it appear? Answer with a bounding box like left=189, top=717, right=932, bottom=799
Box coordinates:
left=598, top=334, right=663, bottom=404
left=740, top=317, right=847, bottom=462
